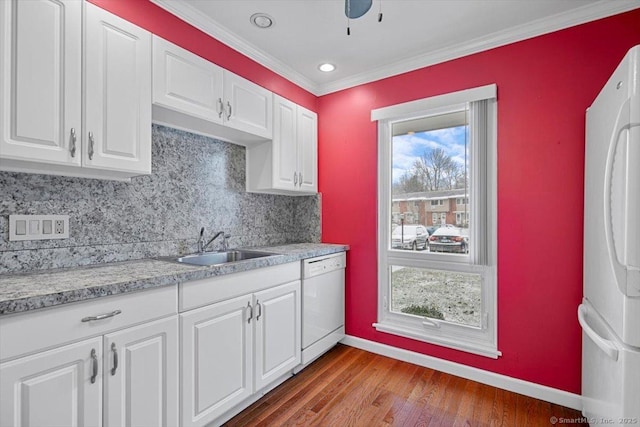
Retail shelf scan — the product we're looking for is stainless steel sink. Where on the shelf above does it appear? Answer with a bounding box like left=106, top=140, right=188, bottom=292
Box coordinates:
left=168, top=250, right=276, bottom=266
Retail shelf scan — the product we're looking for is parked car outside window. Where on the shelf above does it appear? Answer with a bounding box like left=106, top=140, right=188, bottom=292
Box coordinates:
left=428, top=226, right=469, bottom=253
left=391, top=225, right=429, bottom=250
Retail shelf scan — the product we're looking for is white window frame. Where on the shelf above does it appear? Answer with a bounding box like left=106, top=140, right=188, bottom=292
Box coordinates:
left=371, top=84, right=500, bottom=358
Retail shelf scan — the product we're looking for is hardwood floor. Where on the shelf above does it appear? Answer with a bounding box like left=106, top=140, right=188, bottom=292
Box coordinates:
left=224, top=344, right=587, bottom=427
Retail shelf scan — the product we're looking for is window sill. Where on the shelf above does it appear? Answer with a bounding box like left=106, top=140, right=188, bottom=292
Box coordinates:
left=373, top=322, right=502, bottom=359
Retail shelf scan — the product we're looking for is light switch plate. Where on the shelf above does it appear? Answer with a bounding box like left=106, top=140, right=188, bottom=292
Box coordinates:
left=9, top=215, right=69, bottom=241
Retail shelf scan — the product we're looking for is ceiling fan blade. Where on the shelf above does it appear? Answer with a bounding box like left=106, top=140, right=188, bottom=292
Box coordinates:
left=345, top=0, right=373, bottom=19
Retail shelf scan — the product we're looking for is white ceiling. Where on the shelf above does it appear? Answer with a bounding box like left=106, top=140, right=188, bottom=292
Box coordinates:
left=152, top=0, right=640, bottom=95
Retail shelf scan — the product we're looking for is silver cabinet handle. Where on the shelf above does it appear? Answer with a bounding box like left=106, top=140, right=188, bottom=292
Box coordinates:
left=246, top=301, right=253, bottom=323
left=90, top=349, right=98, bottom=384
left=88, top=132, right=95, bottom=160
left=217, top=98, right=223, bottom=118
left=110, top=343, right=118, bottom=376
left=69, top=128, right=76, bottom=158
left=226, top=101, right=232, bottom=120
left=298, top=172, right=302, bottom=186
left=293, top=172, right=298, bottom=185
left=256, top=300, right=262, bottom=321
left=81, top=309, right=122, bottom=323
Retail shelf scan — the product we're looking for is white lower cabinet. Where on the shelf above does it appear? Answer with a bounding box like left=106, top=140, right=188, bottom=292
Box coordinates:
left=180, top=294, right=253, bottom=427
left=0, top=262, right=305, bottom=427
left=253, top=282, right=301, bottom=391
left=0, top=337, right=103, bottom=427
left=180, top=266, right=301, bottom=427
left=103, top=317, right=179, bottom=427
left=0, top=287, right=178, bottom=427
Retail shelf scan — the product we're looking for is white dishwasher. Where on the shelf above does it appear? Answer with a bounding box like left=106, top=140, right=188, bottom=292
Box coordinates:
left=300, top=252, right=346, bottom=367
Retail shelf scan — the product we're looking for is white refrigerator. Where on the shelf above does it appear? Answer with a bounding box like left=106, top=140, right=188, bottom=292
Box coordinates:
left=580, top=44, right=640, bottom=424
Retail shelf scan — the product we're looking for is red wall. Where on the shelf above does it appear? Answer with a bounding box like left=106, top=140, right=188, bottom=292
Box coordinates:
left=90, top=1, right=640, bottom=394
left=319, top=9, right=640, bottom=394
left=87, top=0, right=317, bottom=112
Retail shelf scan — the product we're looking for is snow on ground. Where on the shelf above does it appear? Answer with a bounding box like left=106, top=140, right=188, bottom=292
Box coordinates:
left=391, top=267, right=481, bottom=327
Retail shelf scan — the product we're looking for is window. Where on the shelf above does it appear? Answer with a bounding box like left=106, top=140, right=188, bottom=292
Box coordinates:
left=456, top=212, right=470, bottom=226
left=372, top=84, right=499, bottom=358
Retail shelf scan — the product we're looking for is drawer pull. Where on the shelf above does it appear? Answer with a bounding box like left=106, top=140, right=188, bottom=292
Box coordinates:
left=111, top=343, right=118, bottom=376
left=217, top=98, right=224, bottom=118
left=88, top=131, right=95, bottom=160
left=256, top=300, right=262, bottom=321
left=81, top=309, right=122, bottom=323
left=90, top=349, right=98, bottom=384
left=69, top=128, right=76, bottom=157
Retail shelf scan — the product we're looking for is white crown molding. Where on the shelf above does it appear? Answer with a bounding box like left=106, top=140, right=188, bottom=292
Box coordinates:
left=317, top=0, right=640, bottom=95
left=151, top=0, right=639, bottom=97
left=150, top=0, right=321, bottom=94
left=341, top=335, right=583, bottom=410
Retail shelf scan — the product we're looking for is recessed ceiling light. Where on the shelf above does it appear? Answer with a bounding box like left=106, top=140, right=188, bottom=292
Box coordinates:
left=250, top=13, right=274, bottom=29
left=318, top=63, right=336, bottom=72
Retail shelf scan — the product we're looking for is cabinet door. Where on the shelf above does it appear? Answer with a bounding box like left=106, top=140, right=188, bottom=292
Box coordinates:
left=152, top=36, right=224, bottom=124
left=103, top=316, right=178, bottom=427
left=0, top=337, right=102, bottom=427
left=0, top=0, right=82, bottom=166
left=254, top=280, right=301, bottom=391
left=272, top=95, right=298, bottom=191
left=297, top=106, right=318, bottom=193
left=181, top=294, right=253, bottom=427
left=84, top=3, right=152, bottom=175
left=223, top=71, right=272, bottom=139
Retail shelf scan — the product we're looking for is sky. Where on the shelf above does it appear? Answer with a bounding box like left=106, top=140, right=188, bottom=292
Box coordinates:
left=392, top=125, right=468, bottom=184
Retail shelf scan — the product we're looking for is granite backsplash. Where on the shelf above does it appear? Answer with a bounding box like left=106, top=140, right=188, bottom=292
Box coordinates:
left=0, top=125, right=321, bottom=274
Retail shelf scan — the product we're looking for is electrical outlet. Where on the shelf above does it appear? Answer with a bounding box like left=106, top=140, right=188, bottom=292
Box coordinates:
left=9, top=215, right=69, bottom=241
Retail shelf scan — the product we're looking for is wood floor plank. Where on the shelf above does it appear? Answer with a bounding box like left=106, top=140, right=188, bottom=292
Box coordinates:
left=381, top=365, right=435, bottom=425
left=452, top=377, right=482, bottom=427
left=224, top=345, right=357, bottom=426
left=223, top=344, right=586, bottom=426
left=305, top=355, right=398, bottom=426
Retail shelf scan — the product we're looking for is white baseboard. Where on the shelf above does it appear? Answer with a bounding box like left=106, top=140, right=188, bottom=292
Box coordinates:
left=340, top=335, right=583, bottom=411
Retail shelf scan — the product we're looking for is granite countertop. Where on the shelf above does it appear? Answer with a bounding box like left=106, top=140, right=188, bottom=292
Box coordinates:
left=0, top=243, right=349, bottom=316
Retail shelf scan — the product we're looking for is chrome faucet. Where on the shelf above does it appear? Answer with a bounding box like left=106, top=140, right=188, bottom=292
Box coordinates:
left=197, top=227, right=230, bottom=253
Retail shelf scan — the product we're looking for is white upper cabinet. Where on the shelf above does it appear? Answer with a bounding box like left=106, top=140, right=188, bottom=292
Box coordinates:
left=0, top=0, right=152, bottom=181
left=0, top=0, right=82, bottom=167
left=223, top=71, right=272, bottom=139
left=296, top=106, right=318, bottom=193
left=152, top=36, right=272, bottom=145
left=83, top=3, right=152, bottom=176
left=272, top=96, right=298, bottom=190
left=246, top=95, right=318, bottom=195
left=153, top=36, right=224, bottom=124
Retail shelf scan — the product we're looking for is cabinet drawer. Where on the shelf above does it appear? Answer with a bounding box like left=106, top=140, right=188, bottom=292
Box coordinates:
left=0, top=286, right=177, bottom=362
left=179, top=262, right=300, bottom=312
